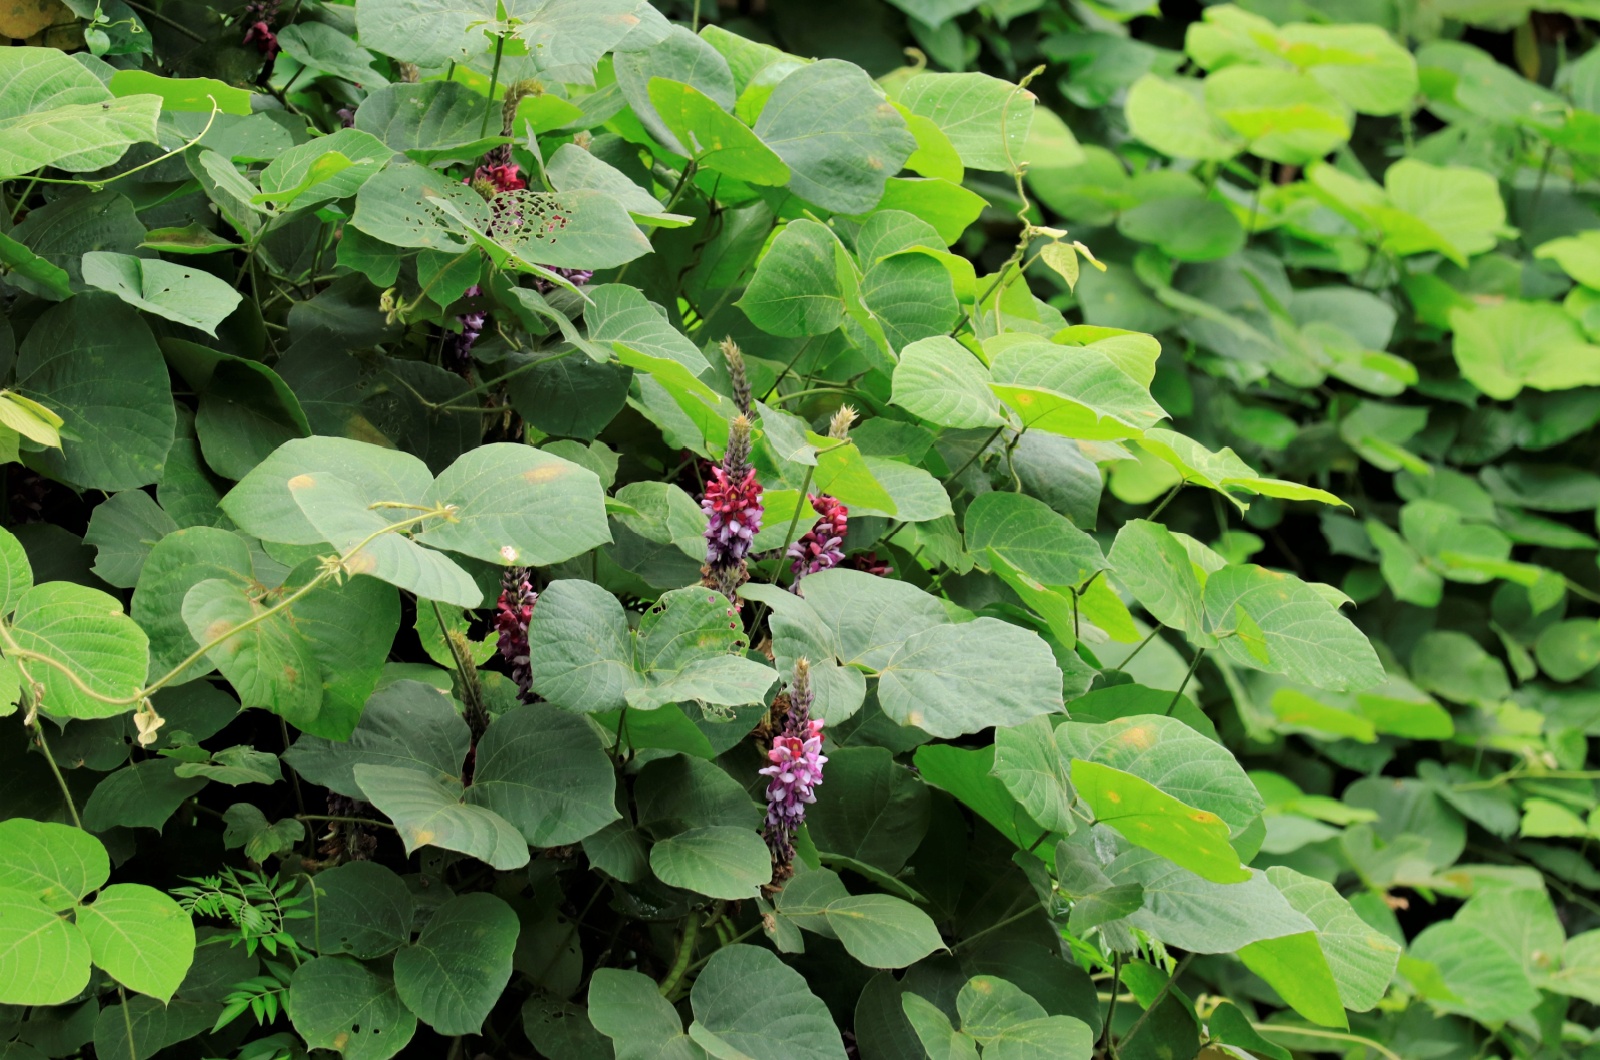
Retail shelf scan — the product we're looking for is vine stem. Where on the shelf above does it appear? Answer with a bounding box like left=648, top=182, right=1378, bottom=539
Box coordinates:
left=32, top=715, right=82, bottom=829
left=952, top=900, right=1042, bottom=952
left=24, top=100, right=220, bottom=188
left=1100, top=955, right=1124, bottom=1059
left=295, top=815, right=398, bottom=831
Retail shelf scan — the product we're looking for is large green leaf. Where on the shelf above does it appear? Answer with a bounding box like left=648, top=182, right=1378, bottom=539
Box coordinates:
left=0, top=48, right=161, bottom=178
left=1107, top=520, right=1211, bottom=642
left=0, top=887, right=90, bottom=1006
left=967, top=491, right=1105, bottom=590
left=222, top=436, right=433, bottom=547
left=1203, top=565, right=1385, bottom=691
left=648, top=77, right=790, bottom=185
left=989, top=340, right=1167, bottom=440
left=286, top=680, right=469, bottom=799
left=900, top=72, right=1033, bottom=172
left=1104, top=849, right=1315, bottom=953
left=590, top=968, right=704, bottom=1060
left=992, top=716, right=1077, bottom=835
left=393, top=892, right=519, bottom=1036
left=738, top=219, right=845, bottom=338
left=526, top=579, right=636, bottom=714
left=689, top=945, right=846, bottom=1060
left=354, top=764, right=529, bottom=871
left=753, top=59, right=917, bottom=215
left=80, top=253, right=242, bottom=337
left=291, top=861, right=414, bottom=960
left=1450, top=300, right=1600, bottom=401
left=1071, top=760, right=1248, bottom=883
left=877, top=618, right=1064, bottom=737
left=418, top=442, right=611, bottom=567
left=1059, top=714, right=1262, bottom=832
left=0, top=820, right=107, bottom=911
left=182, top=577, right=323, bottom=726
left=17, top=294, right=175, bottom=491
left=9, top=582, right=149, bottom=720
left=290, top=956, right=417, bottom=1060
left=75, top=884, right=195, bottom=1003
left=1266, top=866, right=1400, bottom=1013
left=649, top=826, right=772, bottom=898
left=890, top=335, right=1005, bottom=429
left=464, top=702, right=620, bottom=846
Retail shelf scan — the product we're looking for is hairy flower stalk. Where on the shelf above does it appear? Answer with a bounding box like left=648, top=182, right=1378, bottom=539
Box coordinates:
left=702, top=415, right=762, bottom=604
left=789, top=494, right=847, bottom=591
left=762, top=659, right=826, bottom=870
left=494, top=567, right=537, bottom=700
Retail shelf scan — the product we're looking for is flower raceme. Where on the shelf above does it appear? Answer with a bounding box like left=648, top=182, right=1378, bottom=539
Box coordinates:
left=762, top=659, right=825, bottom=868
left=789, top=494, right=847, bottom=589
left=702, top=464, right=763, bottom=568
left=494, top=567, right=536, bottom=700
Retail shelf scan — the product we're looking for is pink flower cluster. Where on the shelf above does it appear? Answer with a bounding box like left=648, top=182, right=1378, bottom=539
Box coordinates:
left=788, top=494, right=847, bottom=589
left=703, top=465, right=763, bottom=567
left=241, top=0, right=280, bottom=59
left=471, top=162, right=526, bottom=193
left=494, top=568, right=536, bottom=699
left=761, top=718, right=827, bottom=835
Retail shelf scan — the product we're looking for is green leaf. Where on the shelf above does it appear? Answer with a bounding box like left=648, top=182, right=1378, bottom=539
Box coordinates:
left=1070, top=760, right=1247, bottom=883
left=1204, top=66, right=1352, bottom=164
left=1124, top=75, right=1240, bottom=161
left=1203, top=565, right=1385, bottom=692
left=349, top=160, right=488, bottom=251
left=393, top=892, right=519, bottom=1036
left=915, top=744, right=1048, bottom=852
left=294, top=474, right=475, bottom=597
left=17, top=293, right=175, bottom=491
left=1059, top=714, right=1262, bottom=832
left=992, top=717, right=1076, bottom=835
left=967, top=491, right=1105, bottom=590
left=0, top=230, right=71, bottom=300
left=0, top=887, right=90, bottom=1006
left=861, top=252, right=962, bottom=353
left=957, top=976, right=1094, bottom=1060
left=418, top=442, right=611, bottom=568
left=1266, top=865, right=1400, bottom=1013
left=526, top=579, right=636, bottom=714
left=989, top=340, right=1167, bottom=440
left=223, top=436, right=434, bottom=546
left=902, top=994, right=980, bottom=1060
left=0, top=48, right=160, bottom=178
left=689, top=944, right=846, bottom=1060
left=1137, top=428, right=1344, bottom=510
left=1237, top=931, right=1347, bottom=1029
left=289, top=956, right=417, bottom=1060
left=589, top=967, right=703, bottom=1059
left=1450, top=300, right=1600, bottom=401
left=1407, top=919, right=1540, bottom=1024
left=900, top=72, right=1033, bottom=173
left=805, top=746, right=929, bottom=875
left=823, top=894, right=944, bottom=969
left=0, top=527, right=32, bottom=619
left=76, top=884, right=194, bottom=1003
left=1107, top=520, right=1210, bottom=641
left=182, top=577, right=324, bottom=726
left=291, top=861, right=414, bottom=959
left=648, top=77, right=790, bottom=185
left=258, top=128, right=391, bottom=210
left=81, top=759, right=208, bottom=832
left=355, top=763, right=529, bottom=871
left=84, top=490, right=178, bottom=590
left=275, top=22, right=387, bottom=89
left=9, top=581, right=148, bottom=719
left=878, top=617, right=1064, bottom=737
left=890, top=335, right=1004, bottom=430
left=464, top=702, right=620, bottom=846
left=108, top=70, right=254, bottom=115
left=286, top=680, right=469, bottom=800
left=0, top=819, right=106, bottom=911
left=649, top=826, right=772, bottom=898
left=738, top=219, right=845, bottom=338
left=753, top=59, right=917, bottom=215
left=1105, top=849, right=1315, bottom=953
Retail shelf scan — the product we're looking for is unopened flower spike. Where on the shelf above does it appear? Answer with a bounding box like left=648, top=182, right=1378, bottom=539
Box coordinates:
left=828, top=404, right=857, bottom=441
left=762, top=658, right=826, bottom=873
left=721, top=338, right=752, bottom=416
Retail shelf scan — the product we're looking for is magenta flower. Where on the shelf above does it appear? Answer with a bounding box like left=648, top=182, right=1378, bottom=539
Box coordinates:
left=494, top=567, right=536, bottom=700
left=703, top=465, right=763, bottom=567
left=472, top=162, right=527, bottom=193
left=848, top=551, right=892, bottom=578
left=762, top=660, right=825, bottom=866
left=788, top=494, right=847, bottom=589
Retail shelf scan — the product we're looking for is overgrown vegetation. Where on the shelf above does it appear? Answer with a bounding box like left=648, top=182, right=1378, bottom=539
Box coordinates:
left=1, top=0, right=1598, bottom=1057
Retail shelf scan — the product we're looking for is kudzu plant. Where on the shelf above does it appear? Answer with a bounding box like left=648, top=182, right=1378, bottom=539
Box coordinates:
left=0, top=1, right=1590, bottom=1059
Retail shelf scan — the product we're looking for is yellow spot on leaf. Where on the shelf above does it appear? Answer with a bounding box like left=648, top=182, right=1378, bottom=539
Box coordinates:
left=287, top=473, right=316, bottom=491
left=413, top=829, right=434, bottom=845
left=524, top=463, right=568, bottom=484
left=1190, top=811, right=1218, bottom=825
left=333, top=1033, right=349, bottom=1050
left=1116, top=725, right=1153, bottom=750
left=344, top=552, right=376, bottom=575
left=1105, top=789, right=1122, bottom=804
left=203, top=619, right=235, bottom=642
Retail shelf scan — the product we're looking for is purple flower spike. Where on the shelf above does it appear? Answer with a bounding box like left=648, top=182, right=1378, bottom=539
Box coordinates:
left=703, top=465, right=764, bottom=567
left=762, top=659, right=825, bottom=868
left=788, top=494, right=847, bottom=590
left=494, top=567, right=536, bottom=700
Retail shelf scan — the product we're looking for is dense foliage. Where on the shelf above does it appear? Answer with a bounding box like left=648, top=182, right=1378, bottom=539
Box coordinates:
left=3, top=0, right=1600, bottom=1057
